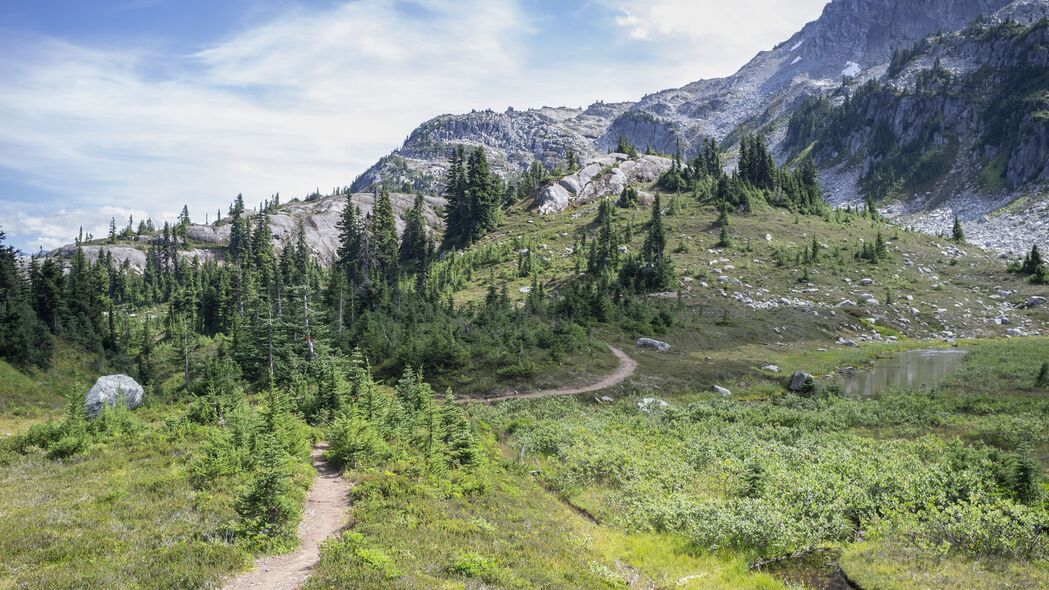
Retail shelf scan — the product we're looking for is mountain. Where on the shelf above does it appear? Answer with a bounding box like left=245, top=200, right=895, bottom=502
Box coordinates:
left=352, top=0, right=1048, bottom=252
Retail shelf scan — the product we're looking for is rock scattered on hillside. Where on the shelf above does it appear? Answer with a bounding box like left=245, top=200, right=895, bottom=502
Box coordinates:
left=636, top=338, right=671, bottom=352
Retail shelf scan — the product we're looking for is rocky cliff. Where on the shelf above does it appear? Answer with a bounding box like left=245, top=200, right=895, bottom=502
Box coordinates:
left=785, top=15, right=1049, bottom=252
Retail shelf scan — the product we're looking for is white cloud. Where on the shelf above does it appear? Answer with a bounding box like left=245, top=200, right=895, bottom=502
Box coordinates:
left=605, top=0, right=829, bottom=77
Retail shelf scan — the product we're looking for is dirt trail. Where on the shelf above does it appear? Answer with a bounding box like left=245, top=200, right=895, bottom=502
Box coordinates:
left=223, top=443, right=351, bottom=590
left=479, top=345, right=637, bottom=403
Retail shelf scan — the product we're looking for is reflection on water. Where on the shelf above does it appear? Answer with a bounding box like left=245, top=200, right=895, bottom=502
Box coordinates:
left=840, top=348, right=968, bottom=396
left=755, top=548, right=857, bottom=590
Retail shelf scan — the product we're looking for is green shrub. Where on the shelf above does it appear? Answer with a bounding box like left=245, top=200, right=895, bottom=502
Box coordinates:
left=326, top=415, right=389, bottom=470
left=446, top=551, right=501, bottom=582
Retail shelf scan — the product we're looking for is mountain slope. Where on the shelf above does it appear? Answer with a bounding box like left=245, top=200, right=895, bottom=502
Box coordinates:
left=353, top=0, right=1017, bottom=190
left=785, top=16, right=1049, bottom=252
left=351, top=0, right=1048, bottom=253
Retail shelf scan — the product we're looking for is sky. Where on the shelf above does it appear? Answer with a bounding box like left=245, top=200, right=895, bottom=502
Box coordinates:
left=0, top=0, right=830, bottom=253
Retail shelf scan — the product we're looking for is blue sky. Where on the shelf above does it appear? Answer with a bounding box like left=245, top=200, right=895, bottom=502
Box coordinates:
left=0, top=0, right=829, bottom=252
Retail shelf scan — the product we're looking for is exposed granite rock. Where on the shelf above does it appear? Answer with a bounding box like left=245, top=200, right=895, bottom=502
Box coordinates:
left=46, top=192, right=446, bottom=270
left=85, top=374, right=144, bottom=418
left=536, top=154, right=672, bottom=213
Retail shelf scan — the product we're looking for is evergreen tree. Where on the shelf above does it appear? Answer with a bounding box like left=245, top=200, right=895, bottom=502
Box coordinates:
left=369, top=190, right=400, bottom=288
left=441, top=146, right=468, bottom=248
left=616, top=136, right=638, bottom=158
left=0, top=230, right=52, bottom=367
left=1021, top=244, right=1044, bottom=275
left=229, top=194, right=248, bottom=263
left=399, top=194, right=429, bottom=270
left=336, top=199, right=364, bottom=283
left=952, top=215, right=965, bottom=243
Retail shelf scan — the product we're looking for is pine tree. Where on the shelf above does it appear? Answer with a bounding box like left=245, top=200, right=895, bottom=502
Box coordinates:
left=466, top=148, right=499, bottom=242
left=616, top=136, right=638, bottom=158
left=229, top=194, right=248, bottom=263
left=336, top=199, right=364, bottom=283
left=0, top=230, right=52, bottom=367
left=952, top=215, right=965, bottom=243
left=565, top=146, right=578, bottom=172
left=369, top=190, right=399, bottom=288
left=1021, top=244, right=1044, bottom=275
left=441, top=146, right=468, bottom=248
left=399, top=194, right=430, bottom=271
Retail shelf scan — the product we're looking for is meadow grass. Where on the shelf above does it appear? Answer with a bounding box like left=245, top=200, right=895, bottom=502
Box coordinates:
left=0, top=407, right=251, bottom=590
left=474, top=336, right=1049, bottom=589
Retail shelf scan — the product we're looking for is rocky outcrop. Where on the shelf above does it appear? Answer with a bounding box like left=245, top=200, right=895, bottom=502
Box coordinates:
left=85, top=374, right=144, bottom=418
left=537, top=154, right=672, bottom=213
left=49, top=244, right=218, bottom=274
left=47, top=192, right=446, bottom=270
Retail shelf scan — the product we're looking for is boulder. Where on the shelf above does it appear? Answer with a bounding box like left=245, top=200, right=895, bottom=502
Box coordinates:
left=1023, top=296, right=1047, bottom=308
left=85, top=374, right=144, bottom=418
left=536, top=183, right=574, bottom=214
left=1006, top=328, right=1025, bottom=336
left=713, top=385, right=731, bottom=397
left=636, top=338, right=671, bottom=352
left=837, top=338, right=858, bottom=347
left=788, top=371, right=814, bottom=392
left=637, top=397, right=669, bottom=414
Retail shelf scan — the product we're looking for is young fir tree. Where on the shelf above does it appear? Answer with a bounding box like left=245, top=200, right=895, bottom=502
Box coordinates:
left=1021, top=244, right=1044, bottom=275
left=399, top=193, right=430, bottom=272
left=369, top=190, right=400, bottom=288
left=952, top=215, right=965, bottom=243
left=0, top=230, right=52, bottom=367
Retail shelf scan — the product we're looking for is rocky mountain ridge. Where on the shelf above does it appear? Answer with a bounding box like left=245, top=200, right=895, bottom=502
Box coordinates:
left=353, top=0, right=1020, bottom=189
left=47, top=192, right=446, bottom=272
left=788, top=15, right=1049, bottom=253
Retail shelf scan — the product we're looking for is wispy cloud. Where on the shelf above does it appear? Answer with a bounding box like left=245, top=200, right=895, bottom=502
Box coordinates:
left=605, top=0, right=828, bottom=73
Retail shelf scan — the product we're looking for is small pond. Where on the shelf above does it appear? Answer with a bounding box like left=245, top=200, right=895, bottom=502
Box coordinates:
left=839, top=348, right=969, bottom=396
left=755, top=548, right=857, bottom=590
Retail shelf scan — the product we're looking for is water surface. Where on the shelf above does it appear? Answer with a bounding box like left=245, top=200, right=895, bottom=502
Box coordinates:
left=839, top=348, right=968, bottom=396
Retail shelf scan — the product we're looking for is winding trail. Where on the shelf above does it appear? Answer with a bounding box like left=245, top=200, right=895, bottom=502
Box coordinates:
left=478, top=344, right=637, bottom=403
left=221, top=345, right=635, bottom=587
left=223, top=443, right=351, bottom=590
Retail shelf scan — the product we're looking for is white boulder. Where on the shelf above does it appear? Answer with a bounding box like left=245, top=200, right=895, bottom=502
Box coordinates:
left=637, top=338, right=671, bottom=352
left=85, top=374, right=144, bottom=418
